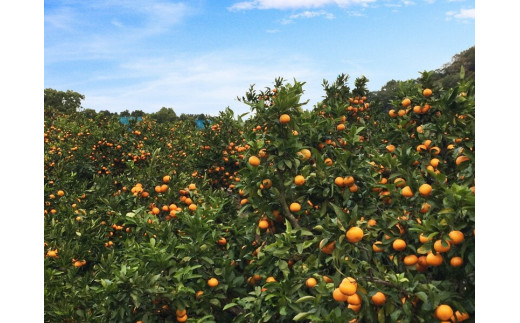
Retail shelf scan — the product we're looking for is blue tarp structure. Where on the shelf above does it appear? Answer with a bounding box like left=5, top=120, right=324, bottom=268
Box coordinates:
left=119, top=116, right=142, bottom=125
left=196, top=119, right=212, bottom=129
left=120, top=117, right=142, bottom=131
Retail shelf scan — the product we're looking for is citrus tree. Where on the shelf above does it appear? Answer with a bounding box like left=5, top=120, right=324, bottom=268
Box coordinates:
left=44, top=69, right=474, bottom=322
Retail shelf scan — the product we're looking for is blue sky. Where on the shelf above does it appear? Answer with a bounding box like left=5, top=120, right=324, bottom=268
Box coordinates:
left=44, top=0, right=475, bottom=116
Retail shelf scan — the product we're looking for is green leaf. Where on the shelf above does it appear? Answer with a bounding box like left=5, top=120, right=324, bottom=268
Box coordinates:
left=201, top=256, right=214, bottom=265
left=223, top=302, right=238, bottom=310
left=209, top=298, right=221, bottom=307
left=378, top=308, right=385, bottom=323
left=295, top=296, right=315, bottom=303
left=293, top=312, right=311, bottom=321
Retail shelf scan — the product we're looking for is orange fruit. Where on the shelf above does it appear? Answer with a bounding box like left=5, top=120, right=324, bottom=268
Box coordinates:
left=367, top=219, right=376, bottom=227
left=335, top=177, right=345, bottom=187
left=455, top=156, right=470, bottom=166
left=188, top=204, right=197, bottom=211
left=195, top=291, right=203, bottom=299
left=343, top=176, right=355, bottom=187
left=398, top=109, right=406, bottom=117
left=388, top=109, right=397, bottom=118
left=401, top=186, right=414, bottom=198
left=261, top=178, right=272, bottom=189
left=249, top=156, right=260, bottom=167
left=426, top=252, right=443, bottom=266
left=394, top=178, right=406, bottom=188
left=163, top=175, right=171, bottom=183
left=435, top=304, right=453, bottom=321
left=176, top=309, right=186, bottom=317
left=452, top=311, right=470, bottom=321
left=450, top=256, right=464, bottom=267
left=333, top=288, right=348, bottom=302
left=73, top=260, right=86, bottom=268
left=420, top=202, right=431, bottom=214
left=279, top=114, right=291, bottom=124
left=403, top=255, right=418, bottom=266
left=176, top=314, right=188, bottom=322
left=160, top=184, right=168, bottom=193
left=289, top=202, right=301, bottom=212
left=423, top=88, right=433, bottom=97
left=422, top=103, right=432, bottom=113
left=218, top=237, right=227, bottom=246
left=416, top=144, right=427, bottom=152
left=418, top=183, right=432, bottom=197
left=346, top=227, right=364, bottom=243
left=371, top=292, right=386, bottom=306
left=348, top=184, right=359, bottom=193
left=372, top=241, right=383, bottom=252
left=266, top=276, right=277, bottom=283
left=294, top=175, right=305, bottom=186
left=324, top=158, right=333, bottom=166
left=393, top=239, right=407, bottom=251
left=323, top=275, right=333, bottom=283
left=419, top=233, right=432, bottom=243
left=337, top=123, right=346, bottom=131
left=339, top=280, right=357, bottom=296
left=347, top=293, right=362, bottom=305
left=306, top=277, right=317, bottom=288
left=429, top=146, right=441, bottom=155
left=434, top=239, right=451, bottom=253
left=386, top=144, right=395, bottom=153
left=258, top=219, right=269, bottom=230
left=298, top=149, right=311, bottom=160
left=319, top=240, right=336, bottom=254
left=207, top=278, right=219, bottom=287
left=448, top=230, right=465, bottom=245
left=430, top=158, right=440, bottom=168
left=348, top=303, right=361, bottom=313
left=402, top=98, right=411, bottom=107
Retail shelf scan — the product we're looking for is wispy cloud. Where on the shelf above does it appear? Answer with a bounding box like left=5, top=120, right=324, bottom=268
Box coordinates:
left=70, top=50, right=330, bottom=116
left=228, top=0, right=376, bottom=11
left=281, top=10, right=335, bottom=24
left=45, top=1, right=192, bottom=63
left=446, top=8, right=475, bottom=21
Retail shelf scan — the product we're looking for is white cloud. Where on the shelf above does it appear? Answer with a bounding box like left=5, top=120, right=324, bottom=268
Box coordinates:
left=291, top=10, right=335, bottom=19
left=75, top=50, right=331, bottom=116
left=383, top=0, right=415, bottom=7
left=45, top=1, right=192, bottom=64
left=228, top=0, right=376, bottom=11
left=281, top=10, right=335, bottom=24
left=446, top=8, right=475, bottom=20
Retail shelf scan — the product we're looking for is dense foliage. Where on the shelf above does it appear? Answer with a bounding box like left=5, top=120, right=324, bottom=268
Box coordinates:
left=44, top=48, right=475, bottom=322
